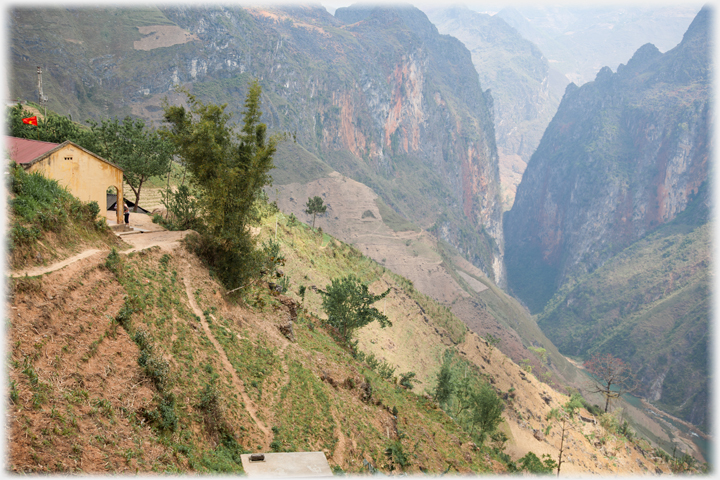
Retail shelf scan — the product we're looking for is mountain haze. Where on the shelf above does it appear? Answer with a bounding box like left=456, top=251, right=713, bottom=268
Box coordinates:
left=426, top=5, right=569, bottom=208
left=496, top=5, right=701, bottom=86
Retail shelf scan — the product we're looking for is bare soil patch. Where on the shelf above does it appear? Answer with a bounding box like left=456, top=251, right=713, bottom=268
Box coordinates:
left=133, top=25, right=198, bottom=51
left=8, top=256, right=168, bottom=473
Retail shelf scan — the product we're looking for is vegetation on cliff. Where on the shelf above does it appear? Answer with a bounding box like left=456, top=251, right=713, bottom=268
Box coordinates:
left=538, top=185, right=710, bottom=430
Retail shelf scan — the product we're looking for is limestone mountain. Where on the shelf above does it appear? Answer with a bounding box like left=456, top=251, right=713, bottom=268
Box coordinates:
left=503, top=6, right=711, bottom=432
left=9, top=4, right=504, bottom=285
left=504, top=6, right=710, bottom=314
left=538, top=184, right=710, bottom=431
left=426, top=5, right=569, bottom=209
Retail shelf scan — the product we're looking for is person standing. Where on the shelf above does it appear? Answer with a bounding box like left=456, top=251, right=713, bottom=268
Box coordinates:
left=123, top=202, right=130, bottom=225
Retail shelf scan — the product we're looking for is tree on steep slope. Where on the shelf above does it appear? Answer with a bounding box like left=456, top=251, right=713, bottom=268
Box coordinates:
left=161, top=80, right=278, bottom=290
left=546, top=393, right=584, bottom=476
left=305, top=195, right=326, bottom=230
left=320, top=274, right=390, bottom=344
left=434, top=360, right=455, bottom=405
left=584, top=353, right=635, bottom=413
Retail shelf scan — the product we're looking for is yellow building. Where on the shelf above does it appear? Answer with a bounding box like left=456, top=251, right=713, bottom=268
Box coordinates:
left=6, top=137, right=124, bottom=224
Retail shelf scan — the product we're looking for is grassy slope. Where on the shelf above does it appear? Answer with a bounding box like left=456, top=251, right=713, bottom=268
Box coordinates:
left=8, top=182, right=692, bottom=472
left=7, top=207, right=495, bottom=474
left=435, top=240, right=578, bottom=387
left=8, top=165, right=125, bottom=270
left=267, top=139, right=576, bottom=390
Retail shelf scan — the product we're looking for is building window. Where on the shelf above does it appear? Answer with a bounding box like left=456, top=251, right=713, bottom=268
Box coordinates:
left=64, top=156, right=73, bottom=161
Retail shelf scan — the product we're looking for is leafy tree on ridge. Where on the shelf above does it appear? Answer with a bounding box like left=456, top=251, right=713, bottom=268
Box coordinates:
left=89, top=117, right=173, bottom=212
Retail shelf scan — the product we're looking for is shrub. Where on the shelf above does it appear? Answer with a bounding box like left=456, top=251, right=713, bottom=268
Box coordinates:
left=159, top=185, right=201, bottom=231
left=399, top=372, right=419, bottom=389
left=377, top=361, right=396, bottom=380
left=144, top=393, right=178, bottom=433
left=115, top=302, right=133, bottom=328
left=385, top=440, right=410, bottom=470
left=184, top=231, right=263, bottom=292
left=84, top=201, right=100, bottom=221
left=105, top=248, right=122, bottom=275
left=516, top=452, right=556, bottom=473
left=320, top=274, right=390, bottom=344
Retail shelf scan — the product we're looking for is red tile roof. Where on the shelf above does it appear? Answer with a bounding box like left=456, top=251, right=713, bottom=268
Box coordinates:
left=5, top=136, right=60, bottom=165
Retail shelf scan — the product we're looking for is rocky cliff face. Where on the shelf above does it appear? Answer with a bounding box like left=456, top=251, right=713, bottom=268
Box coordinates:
left=426, top=6, right=570, bottom=212
left=503, top=7, right=710, bottom=313
left=427, top=6, right=568, bottom=164
left=537, top=184, right=711, bottom=429
left=9, top=4, right=505, bottom=284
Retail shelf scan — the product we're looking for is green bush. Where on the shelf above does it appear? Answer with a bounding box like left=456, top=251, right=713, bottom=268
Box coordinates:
left=399, top=372, right=419, bottom=389
left=515, top=452, right=556, bottom=474
left=115, top=302, right=134, bottom=328
left=105, top=248, right=122, bottom=275
left=320, top=274, right=390, bottom=343
left=385, top=440, right=410, bottom=470
left=7, top=163, right=107, bottom=258
left=184, top=231, right=263, bottom=292
left=377, top=361, right=396, bottom=380
left=143, top=393, right=178, bottom=433
left=159, top=185, right=201, bottom=231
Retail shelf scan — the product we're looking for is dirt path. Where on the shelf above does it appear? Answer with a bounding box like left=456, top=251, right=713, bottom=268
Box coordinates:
left=181, top=260, right=273, bottom=447
left=8, top=229, right=190, bottom=278
left=330, top=409, right=347, bottom=466
left=9, top=249, right=104, bottom=278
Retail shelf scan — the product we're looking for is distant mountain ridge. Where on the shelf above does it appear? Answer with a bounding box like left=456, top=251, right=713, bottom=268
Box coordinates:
left=425, top=5, right=569, bottom=210
left=496, top=5, right=701, bottom=86
left=427, top=5, right=568, bottom=164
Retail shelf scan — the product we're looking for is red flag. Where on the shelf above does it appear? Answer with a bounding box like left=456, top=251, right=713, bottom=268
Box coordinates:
left=22, top=116, right=38, bottom=126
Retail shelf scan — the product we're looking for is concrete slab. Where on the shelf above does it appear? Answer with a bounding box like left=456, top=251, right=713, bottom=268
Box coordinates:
left=240, top=452, right=333, bottom=477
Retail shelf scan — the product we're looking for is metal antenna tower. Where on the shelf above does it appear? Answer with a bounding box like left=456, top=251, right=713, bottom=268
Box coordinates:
left=37, top=66, right=48, bottom=117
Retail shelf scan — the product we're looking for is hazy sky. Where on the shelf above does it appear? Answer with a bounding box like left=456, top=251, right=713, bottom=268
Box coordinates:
left=320, top=0, right=706, bottom=15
